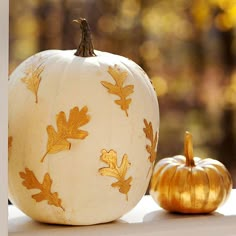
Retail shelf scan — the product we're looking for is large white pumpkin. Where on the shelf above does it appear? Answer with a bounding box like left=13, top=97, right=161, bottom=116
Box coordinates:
left=8, top=19, right=159, bottom=225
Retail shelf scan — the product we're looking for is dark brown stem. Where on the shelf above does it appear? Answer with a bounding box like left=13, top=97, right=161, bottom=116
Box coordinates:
left=74, top=18, right=96, bottom=57
left=184, top=131, right=195, bottom=167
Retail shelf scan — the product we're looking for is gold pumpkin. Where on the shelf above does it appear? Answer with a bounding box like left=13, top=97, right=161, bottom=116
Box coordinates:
left=150, top=131, right=232, bottom=214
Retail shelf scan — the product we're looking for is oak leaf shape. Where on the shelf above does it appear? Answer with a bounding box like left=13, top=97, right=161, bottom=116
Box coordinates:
left=99, top=149, right=132, bottom=200
left=41, top=106, right=90, bottom=162
left=21, top=57, right=45, bottom=104
left=143, top=119, right=158, bottom=163
left=19, top=168, right=64, bottom=210
left=101, top=65, right=134, bottom=117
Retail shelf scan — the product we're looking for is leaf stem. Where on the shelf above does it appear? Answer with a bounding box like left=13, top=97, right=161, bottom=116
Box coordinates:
left=184, top=131, right=195, bottom=167
left=73, top=18, right=96, bottom=57
left=41, top=151, right=49, bottom=163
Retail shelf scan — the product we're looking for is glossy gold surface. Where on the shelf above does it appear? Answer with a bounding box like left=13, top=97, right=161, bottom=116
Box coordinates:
left=150, top=132, right=233, bottom=213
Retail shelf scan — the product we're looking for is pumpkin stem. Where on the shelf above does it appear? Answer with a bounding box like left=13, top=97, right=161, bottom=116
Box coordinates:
left=184, top=131, right=195, bottom=167
left=73, top=18, right=96, bottom=57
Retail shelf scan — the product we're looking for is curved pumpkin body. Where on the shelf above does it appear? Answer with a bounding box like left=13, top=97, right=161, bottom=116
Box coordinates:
left=150, top=133, right=232, bottom=214
left=8, top=48, right=159, bottom=225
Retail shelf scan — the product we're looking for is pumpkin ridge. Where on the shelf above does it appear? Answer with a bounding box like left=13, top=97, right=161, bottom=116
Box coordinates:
left=165, top=165, right=178, bottom=210
left=211, top=167, right=228, bottom=205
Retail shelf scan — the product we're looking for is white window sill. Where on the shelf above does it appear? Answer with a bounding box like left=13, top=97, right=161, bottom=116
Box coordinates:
left=9, top=190, right=236, bottom=236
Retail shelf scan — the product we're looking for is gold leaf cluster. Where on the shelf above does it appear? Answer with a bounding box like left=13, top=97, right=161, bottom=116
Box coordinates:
left=21, top=57, right=45, bottom=104
left=99, top=149, right=132, bottom=200
left=19, top=168, right=64, bottom=210
left=41, top=106, right=90, bottom=162
left=143, top=119, right=158, bottom=163
left=101, top=65, right=134, bottom=117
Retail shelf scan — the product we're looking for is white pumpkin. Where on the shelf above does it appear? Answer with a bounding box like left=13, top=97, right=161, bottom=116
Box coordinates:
left=8, top=18, right=159, bottom=225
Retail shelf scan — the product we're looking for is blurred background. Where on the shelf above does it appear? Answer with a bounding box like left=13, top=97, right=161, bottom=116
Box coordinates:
left=10, top=0, right=236, bottom=187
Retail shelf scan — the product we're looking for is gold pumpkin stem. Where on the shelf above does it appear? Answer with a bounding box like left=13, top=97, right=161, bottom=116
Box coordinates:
left=184, top=131, right=195, bottom=167
left=73, top=18, right=96, bottom=57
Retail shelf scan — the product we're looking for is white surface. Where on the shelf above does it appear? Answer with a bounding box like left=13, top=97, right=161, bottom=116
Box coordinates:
left=9, top=190, right=236, bottom=236
left=0, top=0, right=9, bottom=236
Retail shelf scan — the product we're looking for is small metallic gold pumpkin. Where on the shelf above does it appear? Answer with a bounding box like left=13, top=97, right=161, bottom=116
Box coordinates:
left=150, top=131, right=232, bottom=214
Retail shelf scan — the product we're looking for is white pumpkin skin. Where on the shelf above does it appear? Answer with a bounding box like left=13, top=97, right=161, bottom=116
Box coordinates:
left=8, top=48, right=159, bottom=225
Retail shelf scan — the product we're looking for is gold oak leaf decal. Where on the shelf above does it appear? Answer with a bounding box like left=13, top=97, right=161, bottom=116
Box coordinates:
left=143, top=119, right=158, bottom=176
left=19, top=168, right=65, bottom=211
left=143, top=119, right=158, bottom=163
left=101, top=65, right=134, bottom=117
left=21, top=57, right=45, bottom=104
left=99, top=149, right=132, bottom=200
left=41, top=106, right=90, bottom=162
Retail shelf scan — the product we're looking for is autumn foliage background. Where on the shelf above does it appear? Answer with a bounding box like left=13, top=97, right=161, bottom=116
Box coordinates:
left=9, top=0, right=236, bottom=187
